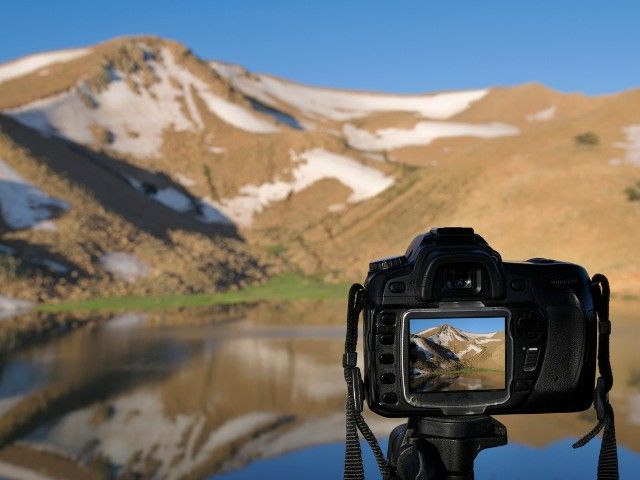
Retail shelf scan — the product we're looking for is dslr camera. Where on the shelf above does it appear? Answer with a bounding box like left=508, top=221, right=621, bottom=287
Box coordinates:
left=363, top=227, right=597, bottom=416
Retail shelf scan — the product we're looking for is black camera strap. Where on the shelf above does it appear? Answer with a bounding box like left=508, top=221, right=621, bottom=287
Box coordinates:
left=343, top=283, right=392, bottom=480
left=572, top=274, right=619, bottom=480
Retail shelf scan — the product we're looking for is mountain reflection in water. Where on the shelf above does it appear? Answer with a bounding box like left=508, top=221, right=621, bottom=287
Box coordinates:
left=0, top=300, right=637, bottom=479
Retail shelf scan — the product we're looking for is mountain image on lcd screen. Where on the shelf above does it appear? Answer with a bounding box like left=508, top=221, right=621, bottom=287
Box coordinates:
left=409, top=323, right=505, bottom=392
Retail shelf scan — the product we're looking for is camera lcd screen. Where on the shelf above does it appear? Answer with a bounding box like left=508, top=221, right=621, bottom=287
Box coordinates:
left=408, top=317, right=506, bottom=392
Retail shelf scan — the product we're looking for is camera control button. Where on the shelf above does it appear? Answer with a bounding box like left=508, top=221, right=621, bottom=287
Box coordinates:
left=382, top=392, right=398, bottom=404
left=379, top=334, right=395, bottom=345
left=380, top=373, right=396, bottom=384
left=523, top=347, right=540, bottom=372
left=379, top=313, right=396, bottom=326
left=510, top=279, right=526, bottom=291
left=388, top=281, right=406, bottom=293
left=379, top=353, right=394, bottom=364
left=369, top=255, right=407, bottom=272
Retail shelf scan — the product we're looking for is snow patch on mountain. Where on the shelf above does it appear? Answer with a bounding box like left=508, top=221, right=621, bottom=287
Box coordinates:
left=162, top=49, right=278, bottom=134
left=476, top=337, right=501, bottom=344
left=213, top=148, right=394, bottom=226
left=210, top=61, right=488, bottom=121
left=125, top=176, right=231, bottom=225
left=343, top=121, right=520, bottom=151
left=100, top=252, right=149, bottom=281
left=526, top=106, right=556, bottom=122
left=0, top=157, right=69, bottom=230
left=173, top=192, right=230, bottom=224
left=0, top=48, right=88, bottom=84
left=610, top=125, right=640, bottom=166
left=6, top=48, right=276, bottom=158
left=458, top=344, right=482, bottom=357
left=7, top=73, right=193, bottom=158
left=464, top=331, right=498, bottom=339
left=410, top=337, right=434, bottom=359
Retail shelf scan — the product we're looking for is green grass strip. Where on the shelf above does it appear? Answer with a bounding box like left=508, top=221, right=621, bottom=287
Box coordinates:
left=36, top=274, right=351, bottom=313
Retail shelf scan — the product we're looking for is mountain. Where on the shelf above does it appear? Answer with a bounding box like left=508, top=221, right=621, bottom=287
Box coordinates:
left=0, top=35, right=639, bottom=301
left=410, top=324, right=505, bottom=374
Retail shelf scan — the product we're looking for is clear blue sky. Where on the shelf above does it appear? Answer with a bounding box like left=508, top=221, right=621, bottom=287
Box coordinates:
left=410, top=317, right=504, bottom=335
left=3, top=1, right=639, bottom=95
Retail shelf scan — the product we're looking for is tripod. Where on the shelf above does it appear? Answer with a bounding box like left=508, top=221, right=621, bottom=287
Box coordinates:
left=386, top=415, right=507, bottom=480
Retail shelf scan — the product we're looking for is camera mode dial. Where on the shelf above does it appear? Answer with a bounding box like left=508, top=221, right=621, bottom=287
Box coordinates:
left=369, top=255, right=407, bottom=272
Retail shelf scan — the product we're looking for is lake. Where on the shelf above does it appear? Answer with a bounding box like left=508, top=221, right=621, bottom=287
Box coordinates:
left=0, top=299, right=638, bottom=479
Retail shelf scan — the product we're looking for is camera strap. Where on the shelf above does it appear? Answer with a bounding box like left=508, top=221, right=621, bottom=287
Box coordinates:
left=572, top=274, right=619, bottom=480
left=343, top=283, right=392, bottom=480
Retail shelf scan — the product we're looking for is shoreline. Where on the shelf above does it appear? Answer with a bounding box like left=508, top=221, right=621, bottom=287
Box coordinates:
left=32, top=274, right=350, bottom=314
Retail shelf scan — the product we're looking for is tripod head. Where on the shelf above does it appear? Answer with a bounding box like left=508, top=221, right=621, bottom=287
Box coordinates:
left=387, top=415, right=507, bottom=480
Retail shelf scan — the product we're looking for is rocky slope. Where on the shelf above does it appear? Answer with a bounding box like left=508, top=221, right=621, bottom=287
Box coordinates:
left=0, top=35, right=639, bottom=302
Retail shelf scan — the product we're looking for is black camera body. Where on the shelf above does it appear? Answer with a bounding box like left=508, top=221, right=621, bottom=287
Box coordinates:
left=363, top=227, right=597, bottom=417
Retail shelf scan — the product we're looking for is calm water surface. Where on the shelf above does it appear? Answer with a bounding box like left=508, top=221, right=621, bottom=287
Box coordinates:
left=0, top=301, right=638, bottom=479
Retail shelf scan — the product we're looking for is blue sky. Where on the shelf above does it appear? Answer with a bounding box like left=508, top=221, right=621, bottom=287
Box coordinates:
left=3, top=1, right=640, bottom=95
left=410, top=317, right=505, bottom=335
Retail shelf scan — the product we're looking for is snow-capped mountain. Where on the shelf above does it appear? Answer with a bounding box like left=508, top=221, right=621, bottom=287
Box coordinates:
left=0, top=35, right=639, bottom=303
left=410, top=324, right=504, bottom=372
left=0, top=37, right=515, bottom=231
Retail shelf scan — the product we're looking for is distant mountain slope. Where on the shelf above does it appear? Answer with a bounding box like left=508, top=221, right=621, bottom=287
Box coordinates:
left=0, top=36, right=639, bottom=300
